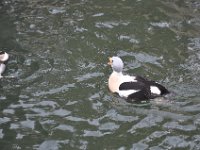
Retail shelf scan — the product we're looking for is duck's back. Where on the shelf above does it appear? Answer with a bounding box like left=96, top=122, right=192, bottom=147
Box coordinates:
left=118, top=75, right=169, bottom=101
left=134, top=76, right=169, bottom=96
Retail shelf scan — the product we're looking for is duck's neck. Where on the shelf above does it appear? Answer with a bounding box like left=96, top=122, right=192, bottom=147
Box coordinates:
left=112, top=71, right=123, bottom=76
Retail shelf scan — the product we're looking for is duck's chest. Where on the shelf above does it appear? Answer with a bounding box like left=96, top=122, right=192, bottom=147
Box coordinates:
left=0, top=63, right=6, bottom=75
left=108, top=73, right=121, bottom=93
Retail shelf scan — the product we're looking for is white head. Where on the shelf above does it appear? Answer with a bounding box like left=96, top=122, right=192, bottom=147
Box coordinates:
left=0, top=51, right=9, bottom=62
left=108, top=56, right=124, bottom=73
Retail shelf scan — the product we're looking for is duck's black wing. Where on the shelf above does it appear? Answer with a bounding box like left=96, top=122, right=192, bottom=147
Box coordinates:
left=119, top=75, right=170, bottom=102
left=149, top=81, right=169, bottom=96
left=135, top=75, right=170, bottom=96
left=119, top=81, right=151, bottom=101
left=119, top=81, right=145, bottom=90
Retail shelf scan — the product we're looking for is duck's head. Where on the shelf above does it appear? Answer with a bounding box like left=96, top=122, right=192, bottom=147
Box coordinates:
left=0, top=51, right=9, bottom=62
left=108, top=56, right=124, bottom=73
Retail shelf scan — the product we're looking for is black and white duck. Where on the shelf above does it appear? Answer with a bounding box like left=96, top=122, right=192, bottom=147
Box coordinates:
left=108, top=56, right=169, bottom=102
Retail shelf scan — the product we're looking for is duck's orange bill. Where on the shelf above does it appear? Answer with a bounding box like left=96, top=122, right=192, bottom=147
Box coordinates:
left=108, top=57, right=112, bottom=65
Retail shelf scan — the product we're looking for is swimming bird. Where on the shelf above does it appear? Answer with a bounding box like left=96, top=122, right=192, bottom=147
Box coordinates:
left=108, top=56, right=169, bottom=102
left=0, top=51, right=9, bottom=78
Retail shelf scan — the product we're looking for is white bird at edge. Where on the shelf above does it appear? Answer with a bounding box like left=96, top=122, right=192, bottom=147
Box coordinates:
left=108, top=56, right=169, bottom=102
left=0, top=51, right=9, bottom=78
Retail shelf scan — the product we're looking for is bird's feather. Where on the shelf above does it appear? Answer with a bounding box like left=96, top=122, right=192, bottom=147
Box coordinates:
left=118, top=76, right=169, bottom=100
left=119, top=81, right=145, bottom=90
left=0, top=64, right=6, bottom=75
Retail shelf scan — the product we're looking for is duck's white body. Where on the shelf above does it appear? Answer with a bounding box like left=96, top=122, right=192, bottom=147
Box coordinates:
left=0, top=64, right=6, bottom=78
left=108, top=56, right=169, bottom=102
left=0, top=51, right=9, bottom=78
left=108, top=71, right=138, bottom=97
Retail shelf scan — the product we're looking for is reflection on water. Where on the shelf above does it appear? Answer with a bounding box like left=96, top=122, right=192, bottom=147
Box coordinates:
left=1, top=0, right=200, bottom=149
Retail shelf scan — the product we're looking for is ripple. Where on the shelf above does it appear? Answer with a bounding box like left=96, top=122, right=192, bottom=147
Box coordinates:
left=32, top=84, right=75, bottom=97
left=10, top=123, right=19, bottom=130
left=118, top=51, right=162, bottom=66
left=20, top=120, right=35, bottom=129
left=161, top=136, right=191, bottom=149
left=28, top=108, right=50, bottom=117
left=65, top=101, right=78, bottom=106
left=38, top=140, right=59, bottom=150
left=65, top=116, right=86, bottom=122
left=119, top=35, right=139, bottom=44
left=3, top=109, right=15, bottom=114
left=131, top=142, right=148, bottom=150
left=75, top=72, right=104, bottom=82
left=83, top=130, right=111, bottom=137
left=94, top=32, right=109, bottom=40
left=142, top=131, right=169, bottom=144
left=37, top=140, right=69, bottom=150
left=49, top=7, right=66, bottom=14
left=163, top=121, right=196, bottom=131
left=194, top=118, right=200, bottom=126
left=95, top=21, right=118, bottom=29
left=0, top=129, right=4, bottom=139
left=0, top=117, right=11, bottom=125
left=150, top=22, right=170, bottom=28
left=106, top=109, right=139, bottom=122
left=16, top=133, right=24, bottom=139
left=182, top=104, right=200, bottom=112
left=193, top=135, right=200, bottom=147
left=95, top=20, right=129, bottom=29
left=54, top=124, right=75, bottom=132
left=87, top=118, right=100, bottom=126
left=52, top=109, right=71, bottom=117
left=92, top=13, right=104, bottom=17
left=36, top=100, right=58, bottom=109
left=92, top=101, right=103, bottom=111
left=129, top=108, right=192, bottom=121
left=134, top=53, right=161, bottom=66
left=188, top=37, right=200, bottom=51
left=10, top=120, right=35, bottom=130
left=9, top=100, right=35, bottom=109
left=99, top=122, right=120, bottom=131
left=0, top=96, right=6, bottom=101
left=74, top=27, right=88, bottom=33
left=128, top=114, right=163, bottom=133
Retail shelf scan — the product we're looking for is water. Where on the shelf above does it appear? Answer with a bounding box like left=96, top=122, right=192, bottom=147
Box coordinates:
left=1, top=0, right=200, bottom=149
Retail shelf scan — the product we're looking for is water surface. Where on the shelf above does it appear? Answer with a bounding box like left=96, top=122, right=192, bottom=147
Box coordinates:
left=1, top=0, right=200, bottom=149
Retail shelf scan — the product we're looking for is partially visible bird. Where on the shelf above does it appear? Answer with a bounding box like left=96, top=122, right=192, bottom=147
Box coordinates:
left=108, top=56, right=169, bottom=102
left=0, top=51, right=9, bottom=78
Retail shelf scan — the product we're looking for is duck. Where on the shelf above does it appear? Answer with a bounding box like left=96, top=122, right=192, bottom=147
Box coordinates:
left=0, top=51, right=9, bottom=78
left=108, top=56, right=169, bottom=102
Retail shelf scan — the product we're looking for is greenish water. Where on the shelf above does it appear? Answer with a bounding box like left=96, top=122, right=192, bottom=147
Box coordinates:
left=1, top=0, right=200, bottom=149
